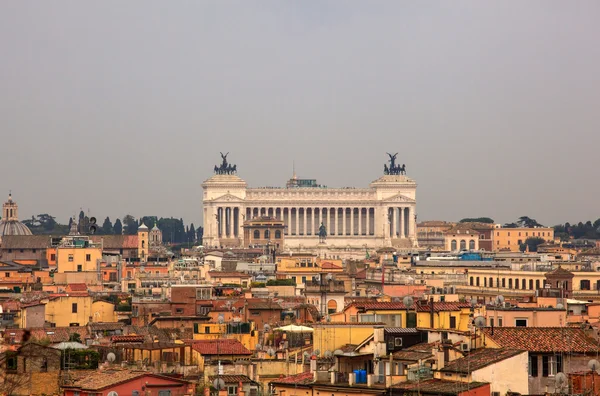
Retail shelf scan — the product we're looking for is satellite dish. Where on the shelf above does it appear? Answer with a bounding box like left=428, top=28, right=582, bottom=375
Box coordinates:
left=473, top=316, right=486, bottom=328
left=403, top=296, right=414, bottom=309
left=267, top=348, right=275, bottom=357
left=470, top=298, right=478, bottom=307
left=334, top=349, right=344, bottom=355
left=213, top=378, right=225, bottom=390
left=556, top=303, right=564, bottom=310
left=218, top=315, right=224, bottom=324
left=324, top=350, right=333, bottom=358
left=589, top=359, right=600, bottom=371
left=495, top=295, right=505, bottom=305
left=326, top=273, right=333, bottom=281
left=326, top=315, right=331, bottom=322
left=555, top=372, right=567, bottom=392
left=264, top=324, right=271, bottom=332
left=106, top=352, right=116, bottom=362
left=255, top=343, right=262, bottom=351
left=303, top=351, right=310, bottom=358
left=314, top=349, right=320, bottom=356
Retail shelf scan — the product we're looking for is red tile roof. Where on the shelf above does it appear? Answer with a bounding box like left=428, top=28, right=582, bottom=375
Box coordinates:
left=270, top=371, right=314, bottom=385
left=63, top=369, right=189, bottom=391
left=208, top=375, right=254, bottom=384
left=192, top=339, right=251, bottom=355
left=441, top=348, right=525, bottom=373
left=5, top=327, right=89, bottom=344
left=112, top=335, right=145, bottom=343
left=91, top=235, right=139, bottom=249
left=66, top=283, right=88, bottom=292
left=208, top=271, right=251, bottom=278
left=393, top=379, right=488, bottom=394
left=482, top=327, right=599, bottom=353
left=320, top=262, right=341, bottom=270
left=349, top=301, right=471, bottom=313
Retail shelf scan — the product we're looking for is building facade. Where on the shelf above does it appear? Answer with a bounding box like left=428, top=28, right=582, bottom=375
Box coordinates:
left=202, top=155, right=418, bottom=252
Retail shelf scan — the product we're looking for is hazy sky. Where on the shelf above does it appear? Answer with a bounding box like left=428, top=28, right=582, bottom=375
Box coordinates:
left=2, top=2, right=599, bottom=228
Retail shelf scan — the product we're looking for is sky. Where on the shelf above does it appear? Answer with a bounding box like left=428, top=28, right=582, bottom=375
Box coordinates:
left=1, top=2, right=599, bottom=228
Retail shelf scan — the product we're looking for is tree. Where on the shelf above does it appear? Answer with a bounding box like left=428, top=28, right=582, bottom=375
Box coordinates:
left=519, top=237, right=546, bottom=252
left=189, top=223, right=196, bottom=242
left=459, top=217, right=494, bottom=224
left=196, top=226, right=204, bottom=242
left=113, top=218, right=123, bottom=234
left=517, top=216, right=543, bottom=228
left=123, top=215, right=138, bottom=235
left=101, top=217, right=113, bottom=235
left=503, top=222, right=518, bottom=228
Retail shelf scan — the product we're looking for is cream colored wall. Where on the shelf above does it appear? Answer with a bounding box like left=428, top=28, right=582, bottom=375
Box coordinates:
left=445, top=234, right=479, bottom=251
left=471, top=351, right=529, bottom=395
left=91, top=300, right=117, bottom=322
left=486, top=309, right=566, bottom=327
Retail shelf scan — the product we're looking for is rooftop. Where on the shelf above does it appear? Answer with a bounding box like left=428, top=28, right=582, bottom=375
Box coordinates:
left=441, top=348, right=525, bottom=373
left=269, top=371, right=314, bottom=385
left=482, top=327, right=599, bottom=353
left=392, top=379, right=489, bottom=395
left=191, top=339, right=251, bottom=355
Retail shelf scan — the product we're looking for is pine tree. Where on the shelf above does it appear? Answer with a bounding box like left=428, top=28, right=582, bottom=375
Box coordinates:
left=189, top=223, right=196, bottom=242
left=113, top=218, right=123, bottom=235
left=101, top=217, right=113, bottom=235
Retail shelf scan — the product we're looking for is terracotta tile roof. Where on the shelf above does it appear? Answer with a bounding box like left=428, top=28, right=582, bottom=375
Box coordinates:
left=350, top=301, right=471, bottom=312
left=64, top=369, right=188, bottom=391
left=88, top=322, right=125, bottom=331
left=208, top=375, right=254, bottom=384
left=112, top=335, right=144, bottom=343
left=5, top=327, right=89, bottom=343
left=246, top=298, right=283, bottom=310
left=209, top=271, right=251, bottom=278
left=355, top=269, right=367, bottom=280
left=393, top=379, right=488, bottom=394
left=482, top=327, right=599, bottom=353
left=0, top=235, right=53, bottom=249
left=270, top=371, right=314, bottom=385
left=392, top=349, right=433, bottom=362
left=320, top=262, right=342, bottom=270
left=545, top=266, right=574, bottom=277
left=441, top=348, right=525, bottom=373
left=91, top=235, right=138, bottom=249
left=191, top=339, right=251, bottom=355
left=66, top=283, right=88, bottom=292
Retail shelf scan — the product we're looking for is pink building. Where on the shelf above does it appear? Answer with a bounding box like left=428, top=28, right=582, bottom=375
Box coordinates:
left=485, top=306, right=566, bottom=327
left=62, top=369, right=193, bottom=396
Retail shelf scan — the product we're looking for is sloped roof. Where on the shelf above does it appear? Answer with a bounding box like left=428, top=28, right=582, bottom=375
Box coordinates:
left=63, top=369, right=189, bottom=391
left=348, top=301, right=471, bottom=313
left=482, top=327, right=599, bottom=353
left=441, top=348, right=525, bottom=373
left=90, top=235, right=138, bottom=249
left=269, top=371, right=314, bottom=385
left=5, top=327, right=89, bottom=343
left=191, top=339, right=251, bottom=355
left=66, top=283, right=88, bottom=292
left=393, top=379, right=488, bottom=394
left=320, top=261, right=342, bottom=270
left=208, top=375, right=255, bottom=384
left=0, top=235, right=51, bottom=249
left=208, top=271, right=251, bottom=278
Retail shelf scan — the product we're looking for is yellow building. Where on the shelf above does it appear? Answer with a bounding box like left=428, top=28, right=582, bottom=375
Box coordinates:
left=56, top=236, right=102, bottom=273
left=492, top=226, right=554, bottom=252
left=45, top=294, right=116, bottom=327
left=192, top=322, right=259, bottom=351
left=313, top=323, right=377, bottom=353
left=137, top=223, right=149, bottom=261
left=276, top=255, right=343, bottom=286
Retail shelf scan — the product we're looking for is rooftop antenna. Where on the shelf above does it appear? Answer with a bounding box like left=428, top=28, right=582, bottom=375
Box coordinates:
left=293, top=160, right=297, bottom=179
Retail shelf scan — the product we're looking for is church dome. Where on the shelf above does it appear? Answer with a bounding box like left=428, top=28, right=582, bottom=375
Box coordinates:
left=0, top=194, right=32, bottom=238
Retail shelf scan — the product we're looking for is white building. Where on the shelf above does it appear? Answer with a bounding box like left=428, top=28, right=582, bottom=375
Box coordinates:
left=202, top=155, right=418, bottom=253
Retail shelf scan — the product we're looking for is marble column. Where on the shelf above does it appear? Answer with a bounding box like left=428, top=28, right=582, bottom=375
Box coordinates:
left=358, top=208, right=363, bottom=235
left=366, top=208, right=370, bottom=235
left=399, top=207, right=405, bottom=238
left=335, top=208, right=339, bottom=235
left=350, top=208, right=355, bottom=236
left=318, top=208, right=323, bottom=228
left=392, top=207, right=398, bottom=238
left=302, top=208, right=307, bottom=236
left=342, top=208, right=347, bottom=236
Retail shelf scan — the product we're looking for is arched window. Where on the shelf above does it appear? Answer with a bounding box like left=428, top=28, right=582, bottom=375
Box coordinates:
left=470, top=276, right=474, bottom=286
left=264, top=230, right=270, bottom=239
left=536, top=280, right=540, bottom=289
left=469, top=240, right=475, bottom=250
left=522, top=279, right=526, bottom=289
left=515, top=279, right=519, bottom=289
left=580, top=280, right=591, bottom=290
left=508, top=279, right=513, bottom=288
left=459, top=240, right=466, bottom=250
left=529, top=279, right=533, bottom=290
left=451, top=240, right=457, bottom=251
left=253, top=230, right=260, bottom=239
left=489, top=277, right=493, bottom=288
left=502, top=278, right=506, bottom=288
left=484, top=278, right=487, bottom=287
left=476, top=277, right=480, bottom=286
left=141, top=240, right=145, bottom=248
left=327, top=300, right=338, bottom=314
left=275, top=230, right=282, bottom=239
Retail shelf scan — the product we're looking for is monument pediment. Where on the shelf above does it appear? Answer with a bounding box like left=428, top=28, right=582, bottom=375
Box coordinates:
left=213, top=193, right=245, bottom=202
left=382, top=193, right=416, bottom=204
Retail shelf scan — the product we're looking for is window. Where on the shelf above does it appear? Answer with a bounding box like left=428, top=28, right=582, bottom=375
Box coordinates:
left=476, top=277, right=480, bottom=286
left=4, top=273, right=9, bottom=278
left=460, top=240, right=466, bottom=250
left=395, top=337, right=403, bottom=347
left=515, top=318, right=528, bottom=327
left=469, top=240, right=475, bottom=249
left=77, top=265, right=82, bottom=272
left=489, top=317, right=494, bottom=327
left=264, top=230, right=270, bottom=239
left=72, top=303, right=78, bottom=313
left=275, top=230, right=282, bottom=239
left=86, top=254, right=91, bottom=261
left=32, top=249, right=37, bottom=253
left=536, top=280, right=540, bottom=289
left=580, top=280, right=591, bottom=290
left=253, top=230, right=260, bottom=239
left=227, top=386, right=237, bottom=396
left=502, top=278, right=506, bottom=288
left=529, top=279, right=534, bottom=290
left=522, top=279, right=526, bottom=289
left=175, top=308, right=183, bottom=314
left=469, top=276, right=474, bottom=286
left=50, top=254, right=56, bottom=261
left=205, top=326, right=210, bottom=334
left=543, top=355, right=562, bottom=377
left=508, top=232, right=510, bottom=237
left=301, top=276, right=307, bottom=284
left=68, top=254, right=74, bottom=262
left=508, top=279, right=512, bottom=288
left=158, top=391, right=172, bottom=396
left=530, top=355, right=538, bottom=377
left=449, top=316, right=456, bottom=329
left=498, top=317, right=503, bottom=327
left=451, top=240, right=457, bottom=250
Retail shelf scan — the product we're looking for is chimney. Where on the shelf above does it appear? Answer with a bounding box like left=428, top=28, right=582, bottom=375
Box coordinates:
left=436, top=349, right=445, bottom=370
left=430, top=297, right=435, bottom=328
